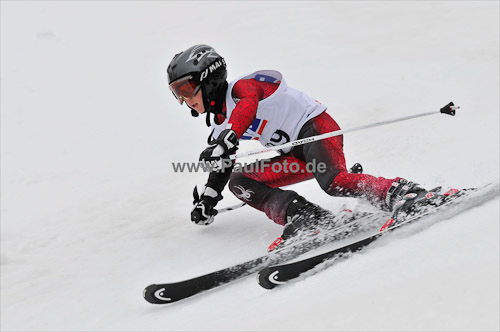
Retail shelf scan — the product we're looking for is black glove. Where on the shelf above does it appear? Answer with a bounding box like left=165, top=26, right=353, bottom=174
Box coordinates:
left=200, top=129, right=239, bottom=171
left=191, top=186, right=222, bottom=225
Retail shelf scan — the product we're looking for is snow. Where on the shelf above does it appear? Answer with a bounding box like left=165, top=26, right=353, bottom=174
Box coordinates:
left=1, top=1, right=499, bottom=331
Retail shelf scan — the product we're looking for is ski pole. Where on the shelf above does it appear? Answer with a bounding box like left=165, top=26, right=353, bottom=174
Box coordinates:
left=231, top=102, right=459, bottom=160
left=217, top=102, right=456, bottom=214
left=218, top=202, right=246, bottom=213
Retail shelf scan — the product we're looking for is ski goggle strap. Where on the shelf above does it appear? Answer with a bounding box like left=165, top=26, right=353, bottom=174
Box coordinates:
left=169, top=75, right=201, bottom=105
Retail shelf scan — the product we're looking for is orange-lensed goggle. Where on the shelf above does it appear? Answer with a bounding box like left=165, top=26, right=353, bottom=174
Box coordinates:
left=169, top=75, right=201, bottom=105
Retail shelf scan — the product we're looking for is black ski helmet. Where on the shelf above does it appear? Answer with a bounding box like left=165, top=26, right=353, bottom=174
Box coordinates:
left=167, top=44, right=228, bottom=125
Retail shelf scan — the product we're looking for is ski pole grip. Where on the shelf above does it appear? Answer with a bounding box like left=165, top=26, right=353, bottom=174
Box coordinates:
left=191, top=210, right=202, bottom=223
left=440, top=101, right=459, bottom=116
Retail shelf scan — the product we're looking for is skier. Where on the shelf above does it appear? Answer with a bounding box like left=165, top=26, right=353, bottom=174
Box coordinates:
left=167, top=44, right=434, bottom=251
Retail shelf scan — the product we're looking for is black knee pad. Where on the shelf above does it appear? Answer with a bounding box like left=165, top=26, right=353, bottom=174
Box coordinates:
left=228, top=172, right=253, bottom=194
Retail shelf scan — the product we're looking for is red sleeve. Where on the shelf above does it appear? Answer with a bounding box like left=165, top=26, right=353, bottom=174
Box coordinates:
left=227, top=79, right=263, bottom=138
left=228, top=79, right=280, bottom=138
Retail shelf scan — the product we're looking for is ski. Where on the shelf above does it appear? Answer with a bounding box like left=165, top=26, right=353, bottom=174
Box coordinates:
left=257, top=184, right=498, bottom=289
left=143, top=209, right=386, bottom=304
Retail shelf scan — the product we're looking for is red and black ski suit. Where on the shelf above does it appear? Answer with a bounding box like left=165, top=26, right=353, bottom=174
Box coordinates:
left=205, top=79, right=397, bottom=225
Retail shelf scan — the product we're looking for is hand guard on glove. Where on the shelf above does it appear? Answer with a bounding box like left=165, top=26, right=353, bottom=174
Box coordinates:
left=199, top=129, right=239, bottom=171
left=191, top=186, right=222, bottom=225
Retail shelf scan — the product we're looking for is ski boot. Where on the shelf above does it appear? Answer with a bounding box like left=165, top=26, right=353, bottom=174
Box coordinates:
left=268, top=196, right=338, bottom=252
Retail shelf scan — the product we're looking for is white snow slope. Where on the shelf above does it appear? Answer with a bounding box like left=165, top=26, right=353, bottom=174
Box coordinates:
left=1, top=1, right=499, bottom=331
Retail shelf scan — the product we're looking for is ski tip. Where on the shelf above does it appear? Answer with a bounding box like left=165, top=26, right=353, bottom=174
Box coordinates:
left=143, top=284, right=174, bottom=304
left=257, top=268, right=283, bottom=290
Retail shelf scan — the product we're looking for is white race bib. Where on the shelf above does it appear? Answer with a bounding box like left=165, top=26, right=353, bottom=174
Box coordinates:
left=212, top=70, right=326, bottom=154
